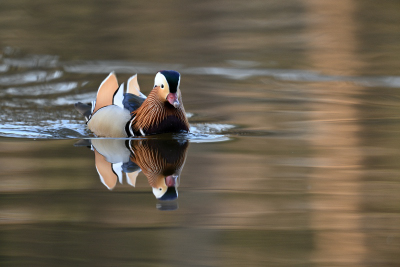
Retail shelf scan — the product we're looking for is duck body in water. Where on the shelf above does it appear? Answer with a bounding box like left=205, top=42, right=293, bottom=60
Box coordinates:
left=75, top=70, right=190, bottom=137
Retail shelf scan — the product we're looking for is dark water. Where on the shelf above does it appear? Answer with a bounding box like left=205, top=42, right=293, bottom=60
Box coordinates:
left=1, top=1, right=400, bottom=266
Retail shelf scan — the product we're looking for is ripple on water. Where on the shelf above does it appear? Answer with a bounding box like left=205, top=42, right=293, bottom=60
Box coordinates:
left=0, top=120, right=235, bottom=142
left=1, top=82, right=78, bottom=96
left=0, top=121, right=89, bottom=139
left=0, top=70, right=63, bottom=86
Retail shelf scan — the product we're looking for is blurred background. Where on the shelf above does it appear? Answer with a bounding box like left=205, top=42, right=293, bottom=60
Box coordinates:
left=0, top=0, right=400, bottom=266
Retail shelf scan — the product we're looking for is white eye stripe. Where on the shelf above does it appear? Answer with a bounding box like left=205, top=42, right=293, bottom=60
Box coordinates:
left=154, top=72, right=169, bottom=89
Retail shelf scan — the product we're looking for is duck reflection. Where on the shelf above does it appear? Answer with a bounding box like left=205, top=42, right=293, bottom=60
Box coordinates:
left=83, top=138, right=189, bottom=207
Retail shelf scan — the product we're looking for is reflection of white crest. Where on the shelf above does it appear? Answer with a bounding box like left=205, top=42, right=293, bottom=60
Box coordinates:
left=152, top=187, right=168, bottom=199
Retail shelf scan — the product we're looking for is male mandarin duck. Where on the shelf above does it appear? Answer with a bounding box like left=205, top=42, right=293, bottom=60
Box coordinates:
left=75, top=70, right=190, bottom=137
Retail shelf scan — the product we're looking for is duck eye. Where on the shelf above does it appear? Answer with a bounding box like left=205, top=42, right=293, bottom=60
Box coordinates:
left=161, top=84, right=164, bottom=89
left=159, top=188, right=162, bottom=191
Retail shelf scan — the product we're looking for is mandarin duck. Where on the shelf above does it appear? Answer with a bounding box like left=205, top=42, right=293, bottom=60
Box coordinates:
left=75, top=70, right=190, bottom=137
left=86, top=138, right=189, bottom=201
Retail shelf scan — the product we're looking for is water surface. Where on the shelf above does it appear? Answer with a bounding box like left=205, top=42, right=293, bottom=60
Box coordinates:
left=1, top=1, right=400, bottom=266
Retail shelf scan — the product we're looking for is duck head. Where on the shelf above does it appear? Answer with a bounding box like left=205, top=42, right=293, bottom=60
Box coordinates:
left=154, top=70, right=181, bottom=108
left=152, top=174, right=179, bottom=200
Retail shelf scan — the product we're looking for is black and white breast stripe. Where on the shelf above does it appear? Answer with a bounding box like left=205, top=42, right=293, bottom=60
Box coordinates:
left=125, top=116, right=145, bottom=137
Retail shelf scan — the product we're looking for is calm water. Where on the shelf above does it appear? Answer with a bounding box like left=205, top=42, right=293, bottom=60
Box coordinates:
left=1, top=1, right=400, bottom=266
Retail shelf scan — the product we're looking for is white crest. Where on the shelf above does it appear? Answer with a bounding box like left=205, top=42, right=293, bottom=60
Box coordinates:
left=154, top=72, right=168, bottom=88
